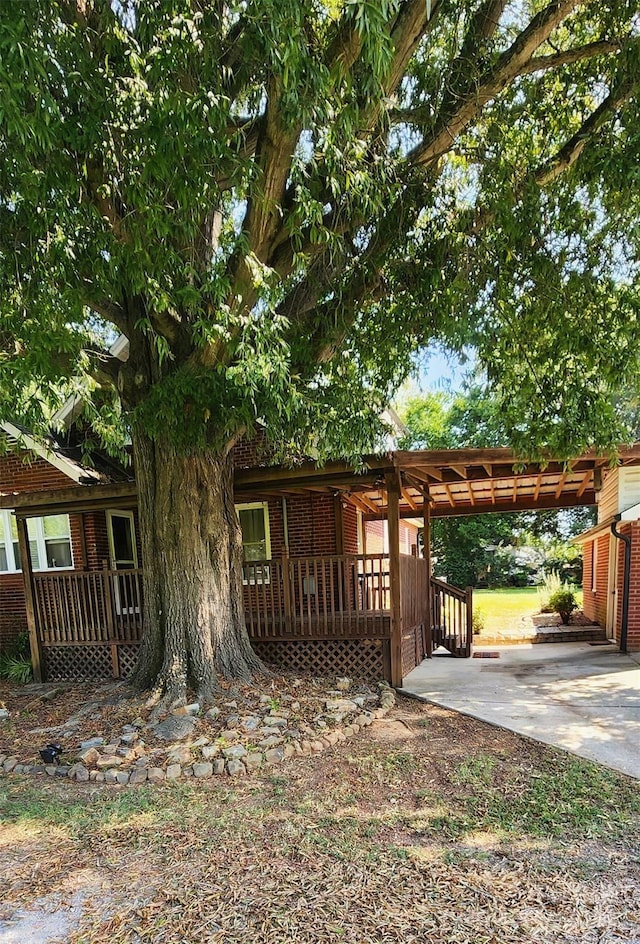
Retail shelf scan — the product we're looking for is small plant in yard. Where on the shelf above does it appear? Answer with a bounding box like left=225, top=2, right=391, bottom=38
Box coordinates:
left=0, top=657, right=33, bottom=684
left=0, top=632, right=32, bottom=684
left=548, top=587, right=577, bottom=625
left=472, top=607, right=486, bottom=635
left=537, top=571, right=563, bottom=612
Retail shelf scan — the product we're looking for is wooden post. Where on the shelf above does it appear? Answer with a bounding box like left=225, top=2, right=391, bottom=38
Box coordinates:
left=281, top=546, right=292, bottom=628
left=465, top=586, right=473, bottom=658
left=103, top=561, right=119, bottom=677
left=386, top=472, right=403, bottom=687
left=423, top=492, right=433, bottom=659
left=16, top=515, right=43, bottom=683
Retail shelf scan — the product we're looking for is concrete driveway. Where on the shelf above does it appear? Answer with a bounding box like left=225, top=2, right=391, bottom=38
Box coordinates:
left=402, top=642, right=640, bottom=779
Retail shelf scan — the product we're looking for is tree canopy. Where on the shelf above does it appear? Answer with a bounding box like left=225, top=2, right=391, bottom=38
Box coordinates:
left=1, top=0, right=640, bottom=459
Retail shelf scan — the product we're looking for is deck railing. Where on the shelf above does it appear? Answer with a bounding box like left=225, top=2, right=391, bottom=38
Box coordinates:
left=430, top=576, right=473, bottom=657
left=32, top=553, right=434, bottom=656
left=243, top=552, right=391, bottom=638
left=33, top=565, right=143, bottom=646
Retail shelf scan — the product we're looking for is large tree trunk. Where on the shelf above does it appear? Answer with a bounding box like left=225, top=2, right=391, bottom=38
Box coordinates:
left=130, top=427, right=263, bottom=704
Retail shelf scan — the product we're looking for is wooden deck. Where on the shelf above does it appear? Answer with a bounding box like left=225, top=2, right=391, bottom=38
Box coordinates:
left=30, top=552, right=433, bottom=682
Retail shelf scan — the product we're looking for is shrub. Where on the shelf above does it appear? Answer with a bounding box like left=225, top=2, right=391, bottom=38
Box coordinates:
left=472, top=607, right=485, bottom=636
left=0, top=631, right=33, bottom=684
left=548, top=588, right=577, bottom=625
left=538, top=571, right=563, bottom=612
left=0, top=656, right=32, bottom=684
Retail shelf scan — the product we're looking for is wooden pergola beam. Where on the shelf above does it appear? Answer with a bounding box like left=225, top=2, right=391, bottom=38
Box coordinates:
left=1, top=481, right=138, bottom=517
left=533, top=474, right=543, bottom=502
left=554, top=473, right=568, bottom=500
left=363, top=490, right=597, bottom=520
left=576, top=470, right=592, bottom=498
left=401, top=487, right=418, bottom=511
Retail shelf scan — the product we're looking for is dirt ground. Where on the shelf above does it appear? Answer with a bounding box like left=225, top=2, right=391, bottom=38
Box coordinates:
left=1, top=687, right=640, bottom=944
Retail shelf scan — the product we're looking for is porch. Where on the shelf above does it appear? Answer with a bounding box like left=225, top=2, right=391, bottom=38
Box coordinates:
left=6, top=440, right=609, bottom=687
left=28, top=552, right=470, bottom=684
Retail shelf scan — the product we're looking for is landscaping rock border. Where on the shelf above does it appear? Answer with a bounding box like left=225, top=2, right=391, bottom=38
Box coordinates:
left=0, top=682, right=396, bottom=785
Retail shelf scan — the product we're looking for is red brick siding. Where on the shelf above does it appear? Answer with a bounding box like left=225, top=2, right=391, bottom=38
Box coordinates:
left=365, top=519, right=385, bottom=554
left=364, top=519, right=419, bottom=555
left=285, top=495, right=337, bottom=557
left=232, top=430, right=274, bottom=469
left=625, top=522, right=640, bottom=651
left=581, top=534, right=610, bottom=629
left=83, top=511, right=110, bottom=569
left=342, top=502, right=359, bottom=554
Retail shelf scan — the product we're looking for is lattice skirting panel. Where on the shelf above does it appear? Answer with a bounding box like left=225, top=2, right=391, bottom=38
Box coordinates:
left=117, top=644, right=140, bottom=679
left=43, top=645, right=114, bottom=681
left=251, top=638, right=389, bottom=681
left=42, top=644, right=141, bottom=681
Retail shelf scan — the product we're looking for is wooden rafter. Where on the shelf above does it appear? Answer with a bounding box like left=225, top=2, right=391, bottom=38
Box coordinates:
left=450, top=465, right=467, bottom=480
left=554, top=473, right=568, bottom=500
left=418, top=465, right=444, bottom=481
left=401, top=487, right=418, bottom=511
left=444, top=483, right=456, bottom=507
left=466, top=482, right=476, bottom=506
left=356, top=492, right=381, bottom=514
left=576, top=470, right=592, bottom=498
left=533, top=474, right=543, bottom=501
left=345, top=493, right=374, bottom=515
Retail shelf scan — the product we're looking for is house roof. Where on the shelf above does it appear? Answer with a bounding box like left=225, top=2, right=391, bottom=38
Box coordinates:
left=1, top=421, right=105, bottom=485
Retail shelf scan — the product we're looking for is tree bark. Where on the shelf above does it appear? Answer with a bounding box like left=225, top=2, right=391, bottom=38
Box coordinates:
left=130, top=427, right=263, bottom=704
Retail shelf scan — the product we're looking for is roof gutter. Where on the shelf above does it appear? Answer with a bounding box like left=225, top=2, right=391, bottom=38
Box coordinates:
left=610, top=515, right=631, bottom=654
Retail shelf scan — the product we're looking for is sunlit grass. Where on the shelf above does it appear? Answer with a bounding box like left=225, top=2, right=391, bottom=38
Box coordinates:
left=474, top=587, right=584, bottom=633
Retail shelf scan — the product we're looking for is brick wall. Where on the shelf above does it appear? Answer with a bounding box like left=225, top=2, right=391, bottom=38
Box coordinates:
left=232, top=429, right=273, bottom=469
left=285, top=494, right=337, bottom=556
left=581, top=534, right=610, bottom=629
left=624, top=522, right=640, bottom=651
left=342, top=502, right=359, bottom=554
left=365, top=519, right=419, bottom=555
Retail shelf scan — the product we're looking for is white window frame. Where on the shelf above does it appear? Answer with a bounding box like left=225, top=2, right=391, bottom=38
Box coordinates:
left=0, top=510, right=74, bottom=573
left=236, top=501, right=271, bottom=585
left=106, top=509, right=138, bottom=569
left=0, top=510, right=20, bottom=573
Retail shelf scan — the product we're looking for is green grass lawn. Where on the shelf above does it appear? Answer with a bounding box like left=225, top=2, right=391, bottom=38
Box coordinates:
left=474, top=586, right=583, bottom=634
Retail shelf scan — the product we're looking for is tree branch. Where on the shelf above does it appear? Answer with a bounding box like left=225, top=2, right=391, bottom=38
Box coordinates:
left=410, top=0, right=582, bottom=167
left=518, top=39, right=623, bottom=76
left=534, top=78, right=635, bottom=186
left=80, top=285, right=131, bottom=336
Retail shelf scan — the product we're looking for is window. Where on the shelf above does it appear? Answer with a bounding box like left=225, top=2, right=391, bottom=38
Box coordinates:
left=236, top=502, right=270, bottom=584
left=0, top=511, right=73, bottom=573
left=236, top=502, right=271, bottom=561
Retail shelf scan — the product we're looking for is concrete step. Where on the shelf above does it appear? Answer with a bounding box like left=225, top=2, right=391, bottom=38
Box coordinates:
left=476, top=624, right=609, bottom=646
